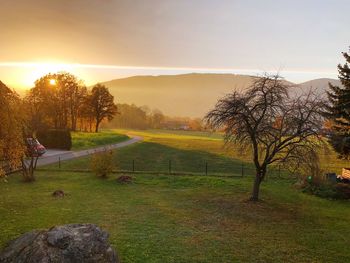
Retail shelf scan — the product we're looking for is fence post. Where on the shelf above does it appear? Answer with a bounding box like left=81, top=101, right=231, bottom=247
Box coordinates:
left=205, top=162, right=208, bottom=176
left=132, top=160, right=135, bottom=173
left=241, top=162, right=244, bottom=177
left=59, top=157, right=61, bottom=169
left=169, top=160, right=171, bottom=175
left=278, top=165, right=281, bottom=178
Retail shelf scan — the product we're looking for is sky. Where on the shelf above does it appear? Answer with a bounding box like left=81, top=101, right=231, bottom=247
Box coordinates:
left=0, top=0, right=348, bottom=88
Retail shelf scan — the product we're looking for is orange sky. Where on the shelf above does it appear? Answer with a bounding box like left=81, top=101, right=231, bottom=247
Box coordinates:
left=0, top=0, right=347, bottom=88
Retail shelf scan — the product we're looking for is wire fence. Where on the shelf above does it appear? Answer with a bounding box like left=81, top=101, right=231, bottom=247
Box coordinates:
left=41, top=156, right=294, bottom=180
left=4, top=152, right=343, bottom=181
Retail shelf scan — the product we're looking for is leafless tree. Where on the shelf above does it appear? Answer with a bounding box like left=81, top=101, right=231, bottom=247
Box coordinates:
left=205, top=74, right=326, bottom=201
left=21, top=155, right=39, bottom=182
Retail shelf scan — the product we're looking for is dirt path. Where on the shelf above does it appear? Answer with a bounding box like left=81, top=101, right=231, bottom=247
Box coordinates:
left=36, top=136, right=142, bottom=167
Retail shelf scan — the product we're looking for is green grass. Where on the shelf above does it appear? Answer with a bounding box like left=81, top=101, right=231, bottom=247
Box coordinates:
left=44, top=129, right=260, bottom=176
left=71, top=130, right=129, bottom=150
left=3, top=129, right=350, bottom=261
left=2, top=171, right=350, bottom=262
left=48, top=129, right=320, bottom=178
left=113, top=129, right=350, bottom=175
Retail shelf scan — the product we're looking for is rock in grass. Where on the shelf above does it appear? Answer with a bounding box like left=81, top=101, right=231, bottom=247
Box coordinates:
left=52, top=189, right=65, bottom=198
left=0, top=224, right=119, bottom=263
left=117, top=175, right=133, bottom=184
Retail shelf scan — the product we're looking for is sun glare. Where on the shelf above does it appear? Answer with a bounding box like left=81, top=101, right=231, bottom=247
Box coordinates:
left=8, top=62, right=75, bottom=88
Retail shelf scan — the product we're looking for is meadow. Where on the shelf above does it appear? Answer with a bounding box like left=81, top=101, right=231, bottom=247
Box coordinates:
left=2, top=129, right=350, bottom=262
left=1, top=171, right=350, bottom=262
left=48, top=129, right=258, bottom=176
left=60, top=129, right=347, bottom=177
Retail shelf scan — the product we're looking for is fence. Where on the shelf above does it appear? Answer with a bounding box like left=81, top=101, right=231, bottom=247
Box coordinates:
left=43, top=156, right=293, bottom=179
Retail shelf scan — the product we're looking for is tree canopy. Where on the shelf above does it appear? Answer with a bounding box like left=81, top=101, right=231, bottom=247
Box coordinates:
left=0, top=82, right=26, bottom=179
left=88, top=84, right=118, bottom=132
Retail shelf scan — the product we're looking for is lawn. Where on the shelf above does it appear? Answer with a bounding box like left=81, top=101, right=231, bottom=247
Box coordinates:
left=44, top=129, right=259, bottom=176
left=113, top=129, right=350, bottom=175
left=1, top=171, right=350, bottom=262
left=71, top=130, right=129, bottom=150
left=47, top=129, right=347, bottom=177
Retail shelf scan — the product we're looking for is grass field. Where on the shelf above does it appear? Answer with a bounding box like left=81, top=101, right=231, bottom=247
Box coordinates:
left=71, top=131, right=129, bottom=150
left=46, top=129, right=258, bottom=176
left=2, top=129, right=350, bottom=262
left=114, top=129, right=350, bottom=175
left=49, top=129, right=348, bottom=177
left=1, top=171, right=350, bottom=262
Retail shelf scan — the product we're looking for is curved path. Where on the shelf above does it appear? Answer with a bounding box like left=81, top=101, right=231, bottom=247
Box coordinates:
left=37, top=136, right=142, bottom=167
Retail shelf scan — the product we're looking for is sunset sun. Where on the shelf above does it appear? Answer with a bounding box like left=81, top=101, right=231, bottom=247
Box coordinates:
left=49, top=79, right=56, bottom=85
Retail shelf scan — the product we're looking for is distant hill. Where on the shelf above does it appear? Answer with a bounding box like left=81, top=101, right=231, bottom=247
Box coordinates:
left=102, top=73, right=254, bottom=117
left=298, top=78, right=342, bottom=95
left=101, top=73, right=340, bottom=117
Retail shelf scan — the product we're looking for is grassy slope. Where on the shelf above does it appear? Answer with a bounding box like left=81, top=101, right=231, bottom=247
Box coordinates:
left=71, top=131, right=129, bottom=150
left=49, top=129, right=347, bottom=176
left=1, top=171, right=350, bottom=262
left=115, top=129, right=350, bottom=175
left=45, top=129, right=258, bottom=176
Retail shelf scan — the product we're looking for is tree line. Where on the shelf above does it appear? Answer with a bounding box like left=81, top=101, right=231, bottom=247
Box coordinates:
left=102, top=103, right=204, bottom=131
left=0, top=72, right=118, bottom=181
left=25, top=72, right=117, bottom=133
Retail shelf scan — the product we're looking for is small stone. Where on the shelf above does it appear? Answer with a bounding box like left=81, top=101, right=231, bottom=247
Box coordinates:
left=52, top=190, right=65, bottom=198
left=117, top=175, right=133, bottom=184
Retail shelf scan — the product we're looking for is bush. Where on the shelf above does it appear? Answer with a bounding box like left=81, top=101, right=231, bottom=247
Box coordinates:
left=302, top=182, right=338, bottom=199
left=91, top=150, right=114, bottom=178
left=36, top=129, right=72, bottom=150
left=335, top=183, right=350, bottom=199
left=303, top=177, right=350, bottom=200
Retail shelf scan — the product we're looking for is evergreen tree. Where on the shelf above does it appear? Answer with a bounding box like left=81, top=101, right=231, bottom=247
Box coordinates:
left=327, top=47, right=350, bottom=158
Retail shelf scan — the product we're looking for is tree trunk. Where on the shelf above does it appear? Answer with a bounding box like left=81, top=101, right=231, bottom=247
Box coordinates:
left=250, top=172, right=263, bottom=201
left=95, top=121, right=100, bottom=132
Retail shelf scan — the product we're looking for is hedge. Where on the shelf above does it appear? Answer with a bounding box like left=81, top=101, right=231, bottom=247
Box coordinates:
left=36, top=129, right=72, bottom=150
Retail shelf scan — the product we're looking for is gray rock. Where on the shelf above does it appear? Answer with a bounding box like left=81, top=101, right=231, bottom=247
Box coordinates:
left=0, top=224, right=119, bottom=263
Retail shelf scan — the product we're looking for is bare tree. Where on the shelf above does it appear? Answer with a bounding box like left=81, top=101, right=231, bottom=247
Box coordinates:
left=205, top=74, right=325, bottom=201
left=21, top=154, right=39, bottom=182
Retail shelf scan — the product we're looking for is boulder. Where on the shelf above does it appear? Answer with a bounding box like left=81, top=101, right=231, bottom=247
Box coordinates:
left=0, top=224, right=119, bottom=263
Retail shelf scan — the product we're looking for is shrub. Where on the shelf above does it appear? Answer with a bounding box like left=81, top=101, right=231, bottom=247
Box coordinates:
left=36, top=129, right=72, bottom=150
left=302, top=182, right=338, bottom=199
left=303, top=177, right=350, bottom=200
left=334, top=183, right=350, bottom=199
left=91, top=150, right=114, bottom=178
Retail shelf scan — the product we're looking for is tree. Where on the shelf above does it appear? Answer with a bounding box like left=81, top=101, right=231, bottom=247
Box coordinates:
left=89, top=84, right=118, bottom=132
left=327, top=47, right=350, bottom=158
left=205, top=75, right=325, bottom=201
left=26, top=72, right=86, bottom=131
left=0, top=81, right=26, bottom=180
left=149, top=109, right=164, bottom=129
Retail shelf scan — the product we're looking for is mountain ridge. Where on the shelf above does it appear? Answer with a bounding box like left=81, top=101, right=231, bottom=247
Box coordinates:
left=100, top=73, right=340, bottom=117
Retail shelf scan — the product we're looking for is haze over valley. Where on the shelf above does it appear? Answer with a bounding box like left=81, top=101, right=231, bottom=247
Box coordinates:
left=100, top=73, right=340, bottom=117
